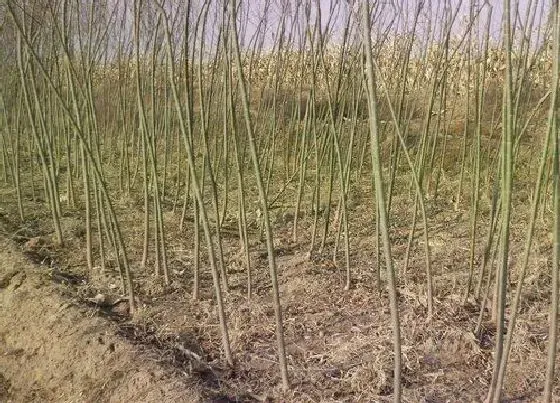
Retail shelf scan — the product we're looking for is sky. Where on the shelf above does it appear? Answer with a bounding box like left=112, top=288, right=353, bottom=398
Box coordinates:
left=239, top=0, right=552, bottom=51
left=7, top=0, right=548, bottom=63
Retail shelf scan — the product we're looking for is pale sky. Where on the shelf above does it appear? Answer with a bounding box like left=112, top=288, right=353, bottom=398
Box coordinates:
left=241, top=0, right=552, bottom=48
left=56, top=0, right=554, bottom=62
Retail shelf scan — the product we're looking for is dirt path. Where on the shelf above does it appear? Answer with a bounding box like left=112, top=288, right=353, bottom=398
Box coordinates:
left=0, top=237, right=202, bottom=403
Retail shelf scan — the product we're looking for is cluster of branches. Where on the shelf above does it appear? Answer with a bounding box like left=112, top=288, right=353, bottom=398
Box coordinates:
left=0, top=0, right=559, bottom=401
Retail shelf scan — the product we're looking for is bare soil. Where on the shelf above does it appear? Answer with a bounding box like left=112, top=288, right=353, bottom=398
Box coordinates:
left=0, top=197, right=556, bottom=403
left=0, top=235, right=214, bottom=402
left=0, top=223, right=226, bottom=402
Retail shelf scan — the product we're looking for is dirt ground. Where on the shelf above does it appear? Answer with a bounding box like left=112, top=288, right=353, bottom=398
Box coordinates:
left=0, top=185, right=557, bottom=403
left=0, top=234, right=215, bottom=402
